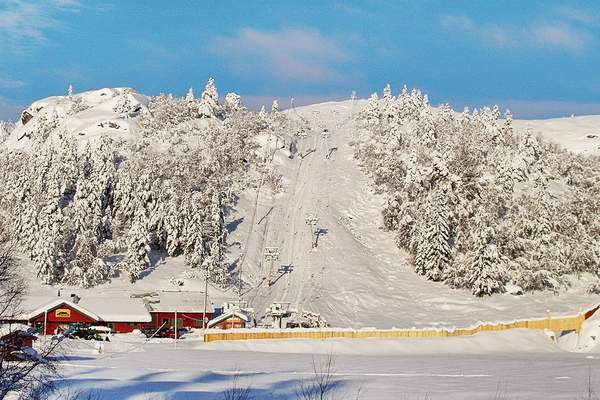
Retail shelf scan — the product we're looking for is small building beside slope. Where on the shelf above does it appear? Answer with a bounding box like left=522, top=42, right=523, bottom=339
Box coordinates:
left=207, top=303, right=253, bottom=329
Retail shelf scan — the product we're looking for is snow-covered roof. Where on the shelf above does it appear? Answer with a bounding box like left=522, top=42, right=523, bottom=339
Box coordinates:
left=19, top=296, right=151, bottom=323
left=24, top=299, right=101, bottom=321
left=0, top=323, right=33, bottom=339
left=147, top=291, right=214, bottom=314
left=79, top=297, right=151, bottom=323
left=207, top=309, right=250, bottom=328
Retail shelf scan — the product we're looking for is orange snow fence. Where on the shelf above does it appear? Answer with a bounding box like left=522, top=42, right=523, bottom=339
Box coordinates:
left=203, top=305, right=599, bottom=343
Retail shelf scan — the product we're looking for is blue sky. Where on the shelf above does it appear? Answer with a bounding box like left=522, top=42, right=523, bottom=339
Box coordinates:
left=1, top=0, right=600, bottom=120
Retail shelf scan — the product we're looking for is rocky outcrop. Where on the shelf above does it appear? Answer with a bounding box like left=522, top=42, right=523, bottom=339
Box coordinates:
left=21, top=111, right=33, bottom=125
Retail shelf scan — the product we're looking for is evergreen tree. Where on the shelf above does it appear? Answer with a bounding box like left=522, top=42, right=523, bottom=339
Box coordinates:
left=185, top=87, right=195, bottom=102
left=383, top=83, right=392, bottom=99
left=198, top=77, right=220, bottom=118
left=224, top=92, right=242, bottom=114
left=124, top=220, right=150, bottom=283
left=466, top=222, right=508, bottom=296
left=415, top=189, right=451, bottom=281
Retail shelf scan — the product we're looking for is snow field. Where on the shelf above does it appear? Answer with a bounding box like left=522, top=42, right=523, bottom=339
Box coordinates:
left=51, top=330, right=600, bottom=399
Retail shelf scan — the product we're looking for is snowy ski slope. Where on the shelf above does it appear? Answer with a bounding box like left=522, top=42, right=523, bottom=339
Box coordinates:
left=228, top=100, right=600, bottom=329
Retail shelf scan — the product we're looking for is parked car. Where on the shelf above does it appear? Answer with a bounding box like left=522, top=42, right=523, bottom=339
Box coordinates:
left=142, top=327, right=186, bottom=339
left=89, top=325, right=112, bottom=341
left=161, top=327, right=188, bottom=339
left=70, top=326, right=110, bottom=341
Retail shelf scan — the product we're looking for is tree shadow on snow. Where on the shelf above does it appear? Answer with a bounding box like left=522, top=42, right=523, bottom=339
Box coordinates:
left=226, top=217, right=244, bottom=234
left=55, top=369, right=350, bottom=400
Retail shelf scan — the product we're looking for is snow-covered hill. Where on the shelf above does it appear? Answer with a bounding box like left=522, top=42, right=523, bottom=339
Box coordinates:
left=1, top=86, right=599, bottom=329
left=5, top=88, right=149, bottom=151
left=514, top=115, right=600, bottom=157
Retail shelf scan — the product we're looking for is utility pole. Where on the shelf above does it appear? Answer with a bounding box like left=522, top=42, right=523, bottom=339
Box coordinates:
left=43, top=310, right=48, bottom=345
left=201, top=220, right=215, bottom=331
left=202, top=263, right=208, bottom=330
left=174, top=310, right=178, bottom=349
left=305, top=214, right=319, bottom=248
left=264, top=247, right=280, bottom=286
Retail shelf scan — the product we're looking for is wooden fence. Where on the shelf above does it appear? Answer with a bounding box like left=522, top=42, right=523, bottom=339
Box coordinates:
left=203, top=305, right=599, bottom=343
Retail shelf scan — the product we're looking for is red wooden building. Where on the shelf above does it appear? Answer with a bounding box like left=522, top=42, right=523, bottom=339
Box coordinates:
left=146, top=291, right=214, bottom=330
left=207, top=304, right=251, bottom=330
left=0, top=325, right=37, bottom=361
left=12, top=291, right=214, bottom=334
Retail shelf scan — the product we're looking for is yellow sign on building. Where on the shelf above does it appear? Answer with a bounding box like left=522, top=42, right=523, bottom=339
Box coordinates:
left=55, top=309, right=71, bottom=318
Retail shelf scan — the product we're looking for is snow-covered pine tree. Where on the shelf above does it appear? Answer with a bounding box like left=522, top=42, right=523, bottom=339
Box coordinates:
left=203, top=191, right=227, bottom=284
left=417, top=105, right=436, bottom=145
left=502, top=109, right=513, bottom=138
left=33, top=177, right=65, bottom=284
left=124, top=220, right=150, bottom=283
left=414, top=188, right=452, bottom=281
left=362, top=92, right=381, bottom=125
left=258, top=105, right=267, bottom=121
left=271, top=100, right=279, bottom=113
left=383, top=84, right=392, bottom=99
left=465, top=222, right=508, bottom=296
left=224, top=92, right=242, bottom=114
left=185, top=87, right=195, bottom=102
left=62, top=230, right=110, bottom=287
left=198, top=77, right=220, bottom=118
left=183, top=192, right=205, bottom=267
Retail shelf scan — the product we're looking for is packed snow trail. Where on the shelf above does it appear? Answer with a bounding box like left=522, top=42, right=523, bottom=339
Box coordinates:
left=230, top=100, right=598, bottom=329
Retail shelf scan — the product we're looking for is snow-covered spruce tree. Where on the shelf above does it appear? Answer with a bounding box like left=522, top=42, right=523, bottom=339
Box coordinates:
left=224, top=92, right=242, bottom=115
left=414, top=188, right=452, bottom=281
left=362, top=92, right=381, bottom=126
left=124, top=220, right=150, bottom=283
left=33, top=177, right=65, bottom=284
left=185, top=87, right=195, bottom=102
left=383, top=83, right=392, bottom=99
left=198, top=77, right=221, bottom=118
left=62, top=230, right=110, bottom=288
left=258, top=105, right=267, bottom=121
left=464, top=222, right=508, bottom=296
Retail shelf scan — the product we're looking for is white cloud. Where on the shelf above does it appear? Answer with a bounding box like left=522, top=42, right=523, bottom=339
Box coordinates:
left=555, top=6, right=599, bottom=25
left=531, top=24, right=589, bottom=51
left=211, top=27, right=349, bottom=83
left=441, top=14, right=593, bottom=52
left=0, top=76, right=26, bottom=88
left=0, top=0, right=83, bottom=54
